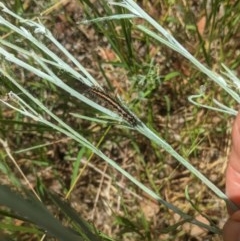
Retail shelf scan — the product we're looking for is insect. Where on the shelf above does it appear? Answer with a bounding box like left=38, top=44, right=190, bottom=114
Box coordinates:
left=85, top=86, right=139, bottom=126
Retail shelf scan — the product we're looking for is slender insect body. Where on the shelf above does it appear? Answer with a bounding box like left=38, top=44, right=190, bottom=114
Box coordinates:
left=85, top=86, right=139, bottom=126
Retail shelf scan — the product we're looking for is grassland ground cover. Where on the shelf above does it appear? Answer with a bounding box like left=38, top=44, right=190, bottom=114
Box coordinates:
left=0, top=0, right=239, bottom=240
